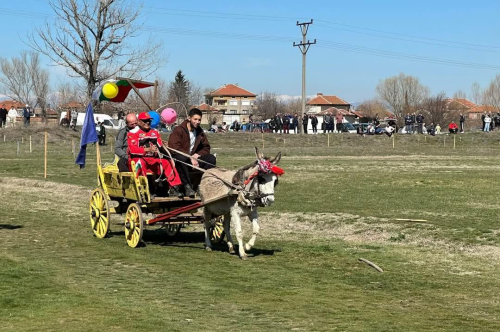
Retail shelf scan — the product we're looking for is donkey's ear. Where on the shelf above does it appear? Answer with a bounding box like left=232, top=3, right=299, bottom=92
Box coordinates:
left=254, top=147, right=263, bottom=160
left=270, top=151, right=281, bottom=165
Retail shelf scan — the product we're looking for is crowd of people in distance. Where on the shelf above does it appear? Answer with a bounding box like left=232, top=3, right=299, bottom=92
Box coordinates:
left=0, top=104, right=32, bottom=128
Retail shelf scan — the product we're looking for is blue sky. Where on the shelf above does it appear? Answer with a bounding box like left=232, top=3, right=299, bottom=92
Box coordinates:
left=2, top=0, right=500, bottom=103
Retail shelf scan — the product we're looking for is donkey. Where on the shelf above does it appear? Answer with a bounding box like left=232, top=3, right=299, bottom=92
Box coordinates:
left=199, top=147, right=283, bottom=259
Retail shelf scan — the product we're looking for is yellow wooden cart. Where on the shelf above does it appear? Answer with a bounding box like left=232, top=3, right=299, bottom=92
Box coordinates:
left=89, top=158, right=228, bottom=248
left=87, top=77, right=230, bottom=248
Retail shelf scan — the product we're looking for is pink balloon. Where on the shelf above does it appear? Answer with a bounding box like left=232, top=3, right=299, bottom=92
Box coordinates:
left=161, top=108, right=177, bottom=125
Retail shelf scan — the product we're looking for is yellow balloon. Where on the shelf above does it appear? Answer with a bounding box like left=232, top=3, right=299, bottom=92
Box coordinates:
left=102, top=82, right=119, bottom=99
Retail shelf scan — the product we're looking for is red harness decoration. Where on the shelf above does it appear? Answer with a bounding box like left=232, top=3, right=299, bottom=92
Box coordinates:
left=243, top=160, right=285, bottom=185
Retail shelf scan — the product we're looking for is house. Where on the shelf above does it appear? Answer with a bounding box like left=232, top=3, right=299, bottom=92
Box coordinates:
left=193, top=103, right=222, bottom=125
left=467, top=105, right=500, bottom=119
left=306, top=93, right=351, bottom=113
left=205, top=84, right=257, bottom=123
left=0, top=100, right=25, bottom=116
left=443, top=98, right=500, bottom=120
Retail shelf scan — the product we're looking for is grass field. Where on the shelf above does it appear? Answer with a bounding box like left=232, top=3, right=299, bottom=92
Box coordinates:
left=1, top=127, right=500, bottom=331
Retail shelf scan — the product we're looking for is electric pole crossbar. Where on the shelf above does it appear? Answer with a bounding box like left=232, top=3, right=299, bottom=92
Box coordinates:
left=293, top=20, right=316, bottom=134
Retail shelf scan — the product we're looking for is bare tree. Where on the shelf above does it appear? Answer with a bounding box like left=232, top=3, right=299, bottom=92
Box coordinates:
left=471, top=82, right=482, bottom=105
left=420, top=92, right=453, bottom=126
left=29, top=0, right=164, bottom=99
left=254, top=92, right=286, bottom=120
left=0, top=50, right=50, bottom=119
left=189, top=83, right=204, bottom=107
left=453, top=90, right=467, bottom=99
left=483, top=75, right=500, bottom=110
left=356, top=99, right=389, bottom=120
left=376, top=73, right=430, bottom=118
left=0, top=51, right=34, bottom=104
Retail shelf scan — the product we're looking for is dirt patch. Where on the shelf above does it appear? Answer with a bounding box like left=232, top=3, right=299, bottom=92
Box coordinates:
left=257, top=212, right=500, bottom=263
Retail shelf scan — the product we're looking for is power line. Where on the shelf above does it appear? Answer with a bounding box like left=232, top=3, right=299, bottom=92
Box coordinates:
left=315, top=23, right=500, bottom=54
left=2, top=7, right=500, bottom=71
left=5, top=5, right=500, bottom=52
left=140, top=6, right=500, bottom=51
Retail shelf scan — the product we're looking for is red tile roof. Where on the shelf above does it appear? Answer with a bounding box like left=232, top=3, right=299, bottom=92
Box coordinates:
left=307, top=93, right=349, bottom=106
left=60, top=101, right=85, bottom=109
left=0, top=100, right=25, bottom=109
left=445, top=98, right=476, bottom=110
left=195, top=103, right=220, bottom=112
left=468, top=105, right=500, bottom=113
left=206, top=84, right=257, bottom=97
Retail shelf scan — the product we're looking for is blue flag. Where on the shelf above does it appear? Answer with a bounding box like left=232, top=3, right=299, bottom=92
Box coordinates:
left=75, top=102, right=98, bottom=169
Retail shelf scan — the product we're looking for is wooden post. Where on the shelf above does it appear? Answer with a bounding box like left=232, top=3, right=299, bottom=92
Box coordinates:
left=425, top=136, right=427, bottom=143
left=110, top=140, right=113, bottom=153
left=284, top=139, right=286, bottom=147
left=392, top=134, right=395, bottom=148
left=29, top=135, right=32, bottom=153
left=328, top=133, right=330, bottom=147
left=21, top=137, right=24, bottom=144
left=44, top=132, right=48, bottom=179
left=262, top=132, right=264, bottom=149
left=453, top=135, right=456, bottom=149
left=17, top=141, right=20, bottom=156
left=72, top=139, right=75, bottom=157
left=96, top=143, right=101, bottom=166
left=444, top=136, right=446, bottom=147
left=3, top=134, right=5, bottom=142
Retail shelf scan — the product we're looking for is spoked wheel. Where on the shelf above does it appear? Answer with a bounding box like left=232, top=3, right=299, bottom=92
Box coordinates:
left=164, top=224, right=181, bottom=237
left=124, top=203, right=144, bottom=248
left=209, top=216, right=225, bottom=245
left=89, top=188, right=110, bottom=238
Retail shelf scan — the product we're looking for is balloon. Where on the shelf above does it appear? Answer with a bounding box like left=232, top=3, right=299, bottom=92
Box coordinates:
left=161, top=108, right=177, bottom=125
left=148, top=111, right=161, bottom=128
left=102, top=82, right=119, bottom=99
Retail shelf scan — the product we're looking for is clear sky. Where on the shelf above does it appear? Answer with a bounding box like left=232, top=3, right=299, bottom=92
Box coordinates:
left=1, top=0, right=500, bottom=103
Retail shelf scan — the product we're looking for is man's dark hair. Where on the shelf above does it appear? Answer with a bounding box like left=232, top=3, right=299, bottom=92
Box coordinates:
left=189, top=108, right=202, bottom=117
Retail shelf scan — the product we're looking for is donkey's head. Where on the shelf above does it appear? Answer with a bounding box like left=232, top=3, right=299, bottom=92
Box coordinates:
left=233, top=147, right=283, bottom=207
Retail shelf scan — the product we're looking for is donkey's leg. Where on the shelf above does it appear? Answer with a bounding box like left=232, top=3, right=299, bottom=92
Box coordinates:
left=203, top=209, right=213, bottom=251
left=224, top=213, right=235, bottom=254
left=232, top=210, right=247, bottom=259
left=245, top=210, right=260, bottom=251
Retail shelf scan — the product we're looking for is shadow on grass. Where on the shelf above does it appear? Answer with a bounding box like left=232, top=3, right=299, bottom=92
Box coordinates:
left=0, top=224, right=23, bottom=230
left=107, top=228, right=281, bottom=256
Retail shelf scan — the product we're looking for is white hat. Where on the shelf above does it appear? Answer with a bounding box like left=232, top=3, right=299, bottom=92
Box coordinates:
left=26, top=104, right=29, bottom=107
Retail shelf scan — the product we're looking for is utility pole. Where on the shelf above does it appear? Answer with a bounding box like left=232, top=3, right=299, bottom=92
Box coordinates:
left=294, top=20, right=316, bottom=135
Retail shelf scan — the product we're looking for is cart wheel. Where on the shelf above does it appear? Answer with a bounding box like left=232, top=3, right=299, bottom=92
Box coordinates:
left=90, top=188, right=110, bottom=238
left=165, top=224, right=181, bottom=237
left=124, top=203, right=144, bottom=248
left=209, top=216, right=225, bottom=245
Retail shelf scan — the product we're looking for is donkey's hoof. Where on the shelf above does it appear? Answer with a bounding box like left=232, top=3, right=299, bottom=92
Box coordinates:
left=240, top=254, right=248, bottom=260
left=244, top=243, right=252, bottom=251
left=205, top=246, right=213, bottom=252
left=228, top=246, right=235, bottom=254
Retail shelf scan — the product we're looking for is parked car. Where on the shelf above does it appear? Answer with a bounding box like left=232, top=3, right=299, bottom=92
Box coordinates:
left=340, top=122, right=357, bottom=133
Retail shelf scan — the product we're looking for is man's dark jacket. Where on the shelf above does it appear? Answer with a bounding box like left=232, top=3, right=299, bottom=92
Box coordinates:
left=0, top=108, right=7, bottom=119
left=168, top=120, right=211, bottom=156
left=302, top=116, right=309, bottom=125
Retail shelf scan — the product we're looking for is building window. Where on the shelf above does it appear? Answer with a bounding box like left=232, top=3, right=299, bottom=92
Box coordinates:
left=229, top=100, right=238, bottom=106
left=242, top=100, right=250, bottom=106
left=230, top=110, right=237, bottom=114
left=217, top=100, right=226, bottom=106
left=242, top=110, right=248, bottom=114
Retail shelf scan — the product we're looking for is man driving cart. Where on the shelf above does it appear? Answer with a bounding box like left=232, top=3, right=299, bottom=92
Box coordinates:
left=127, top=112, right=183, bottom=197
